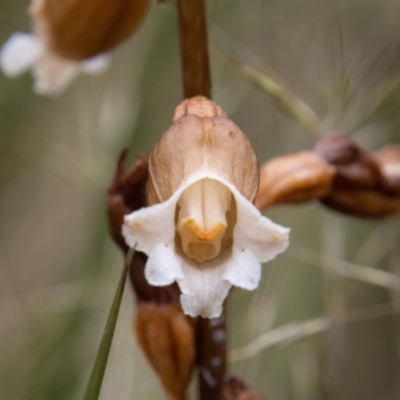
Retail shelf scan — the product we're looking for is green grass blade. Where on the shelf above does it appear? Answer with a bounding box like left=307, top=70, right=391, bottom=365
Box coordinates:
left=82, top=248, right=134, bottom=400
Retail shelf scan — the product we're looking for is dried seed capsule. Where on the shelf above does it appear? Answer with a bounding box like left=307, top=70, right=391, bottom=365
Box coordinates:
left=255, top=151, right=335, bottom=210
left=135, top=302, right=195, bottom=400
left=1, top=0, right=150, bottom=94
left=33, top=0, right=150, bottom=60
left=313, top=133, right=400, bottom=218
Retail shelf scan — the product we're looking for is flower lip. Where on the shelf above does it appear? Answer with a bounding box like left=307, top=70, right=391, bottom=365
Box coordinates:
left=175, top=177, right=232, bottom=264
left=182, top=219, right=227, bottom=241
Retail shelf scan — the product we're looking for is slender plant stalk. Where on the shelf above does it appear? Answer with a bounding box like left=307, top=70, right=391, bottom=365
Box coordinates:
left=82, top=248, right=134, bottom=400
left=176, top=0, right=211, bottom=98
left=176, top=1, right=227, bottom=399
left=196, top=308, right=227, bottom=400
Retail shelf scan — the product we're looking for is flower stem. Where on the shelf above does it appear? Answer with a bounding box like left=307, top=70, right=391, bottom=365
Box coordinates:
left=196, top=309, right=227, bottom=400
left=176, top=1, right=227, bottom=399
left=176, top=0, right=211, bottom=98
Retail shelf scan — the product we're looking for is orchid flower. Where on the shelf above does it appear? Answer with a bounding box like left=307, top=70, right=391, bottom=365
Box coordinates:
left=1, top=0, right=149, bottom=95
left=123, top=96, right=290, bottom=318
left=0, top=32, right=109, bottom=96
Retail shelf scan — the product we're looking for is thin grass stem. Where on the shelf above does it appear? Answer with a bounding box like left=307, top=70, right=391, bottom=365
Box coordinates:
left=82, top=248, right=134, bottom=400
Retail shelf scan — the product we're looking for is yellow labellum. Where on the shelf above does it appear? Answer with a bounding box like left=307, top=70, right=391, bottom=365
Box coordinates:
left=182, top=219, right=227, bottom=241
left=176, top=178, right=231, bottom=264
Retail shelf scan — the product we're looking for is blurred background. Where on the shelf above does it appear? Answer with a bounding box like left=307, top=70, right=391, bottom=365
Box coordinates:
left=1, top=0, right=400, bottom=399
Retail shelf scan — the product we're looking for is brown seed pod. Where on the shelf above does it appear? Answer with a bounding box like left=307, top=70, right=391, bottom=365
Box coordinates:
left=135, top=302, right=196, bottom=400
left=31, top=0, right=151, bottom=60
left=321, top=190, right=400, bottom=218
left=255, top=151, right=335, bottom=210
left=313, top=133, right=400, bottom=218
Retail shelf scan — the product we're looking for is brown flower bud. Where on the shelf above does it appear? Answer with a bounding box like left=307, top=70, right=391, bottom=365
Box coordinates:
left=135, top=302, right=196, bottom=400
left=255, top=151, right=335, bottom=210
left=31, top=0, right=150, bottom=60
left=313, top=133, right=400, bottom=218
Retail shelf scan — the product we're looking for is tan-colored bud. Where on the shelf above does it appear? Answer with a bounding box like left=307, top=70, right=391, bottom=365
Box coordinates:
left=255, top=151, right=335, bottom=210
left=31, top=0, right=150, bottom=60
left=135, top=302, right=195, bottom=400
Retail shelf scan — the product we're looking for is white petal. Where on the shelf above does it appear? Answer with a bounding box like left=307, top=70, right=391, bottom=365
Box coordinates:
left=178, top=256, right=232, bottom=318
left=178, top=247, right=261, bottom=318
left=199, top=172, right=290, bottom=262
left=33, top=53, right=80, bottom=95
left=222, top=248, right=261, bottom=290
left=122, top=172, right=209, bottom=253
left=145, top=243, right=184, bottom=286
left=0, top=33, right=43, bottom=77
left=229, top=183, right=290, bottom=262
left=123, top=198, right=177, bottom=254
left=81, top=54, right=110, bottom=74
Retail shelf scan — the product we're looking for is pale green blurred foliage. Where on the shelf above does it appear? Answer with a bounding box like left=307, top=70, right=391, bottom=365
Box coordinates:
left=1, top=1, right=400, bottom=399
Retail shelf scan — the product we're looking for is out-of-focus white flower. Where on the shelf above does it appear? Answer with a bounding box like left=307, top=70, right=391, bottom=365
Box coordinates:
left=0, top=0, right=150, bottom=95
left=123, top=96, right=290, bottom=319
left=0, top=32, right=109, bottom=95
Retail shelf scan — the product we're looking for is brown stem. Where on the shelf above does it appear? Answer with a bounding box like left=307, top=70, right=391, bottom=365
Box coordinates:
left=176, top=1, right=226, bottom=399
left=176, top=0, right=211, bottom=98
left=196, top=308, right=227, bottom=400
